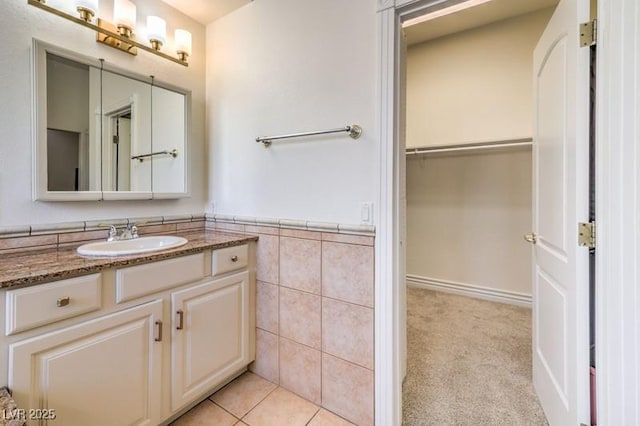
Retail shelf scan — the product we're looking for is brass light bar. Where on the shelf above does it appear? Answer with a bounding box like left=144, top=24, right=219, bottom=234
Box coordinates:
left=27, top=0, right=188, bottom=67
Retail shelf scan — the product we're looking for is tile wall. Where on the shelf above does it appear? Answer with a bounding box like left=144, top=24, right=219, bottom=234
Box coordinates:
left=211, top=221, right=375, bottom=426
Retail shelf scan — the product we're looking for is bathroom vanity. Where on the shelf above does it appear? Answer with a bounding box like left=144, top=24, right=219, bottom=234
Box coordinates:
left=0, top=230, right=257, bottom=425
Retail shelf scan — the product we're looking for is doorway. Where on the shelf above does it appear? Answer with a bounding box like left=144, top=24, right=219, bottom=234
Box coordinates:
left=401, top=3, right=555, bottom=423
left=373, top=0, right=593, bottom=424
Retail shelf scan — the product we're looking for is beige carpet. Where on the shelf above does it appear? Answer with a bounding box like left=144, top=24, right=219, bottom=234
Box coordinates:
left=402, top=287, right=548, bottom=426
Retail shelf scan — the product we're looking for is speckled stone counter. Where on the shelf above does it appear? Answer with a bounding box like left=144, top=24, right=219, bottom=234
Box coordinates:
left=0, top=230, right=257, bottom=289
left=0, top=388, right=25, bottom=426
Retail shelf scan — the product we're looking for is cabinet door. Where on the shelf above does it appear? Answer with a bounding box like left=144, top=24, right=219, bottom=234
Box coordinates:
left=9, top=300, right=163, bottom=426
left=171, top=271, right=250, bottom=411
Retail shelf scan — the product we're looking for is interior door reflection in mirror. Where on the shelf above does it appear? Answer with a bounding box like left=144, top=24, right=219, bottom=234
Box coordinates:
left=46, top=54, right=100, bottom=191
left=101, top=70, right=151, bottom=193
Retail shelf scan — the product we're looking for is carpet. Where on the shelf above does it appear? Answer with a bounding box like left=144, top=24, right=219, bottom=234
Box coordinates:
left=402, top=287, right=548, bottom=426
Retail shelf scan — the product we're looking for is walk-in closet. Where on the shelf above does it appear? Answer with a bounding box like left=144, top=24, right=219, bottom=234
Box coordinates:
left=402, top=0, right=558, bottom=424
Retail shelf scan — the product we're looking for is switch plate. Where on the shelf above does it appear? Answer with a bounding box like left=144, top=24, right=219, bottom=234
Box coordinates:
left=360, top=202, right=373, bottom=225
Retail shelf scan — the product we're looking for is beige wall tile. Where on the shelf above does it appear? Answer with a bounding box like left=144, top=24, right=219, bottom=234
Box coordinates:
left=243, top=387, right=319, bottom=426
left=214, top=222, right=246, bottom=233
left=256, top=234, right=279, bottom=284
left=321, top=233, right=374, bottom=246
left=172, top=400, right=237, bottom=426
left=308, top=409, right=355, bottom=426
left=177, top=221, right=205, bottom=231
left=280, top=228, right=321, bottom=240
left=322, top=242, right=374, bottom=307
left=322, top=298, right=374, bottom=369
left=209, top=372, right=276, bottom=418
left=245, top=225, right=280, bottom=236
left=256, top=281, right=278, bottom=334
left=0, top=235, right=57, bottom=250
left=279, top=338, right=321, bottom=405
left=250, top=329, right=279, bottom=384
left=322, top=354, right=374, bottom=426
left=279, top=287, right=321, bottom=349
left=280, top=237, right=321, bottom=294
left=58, top=229, right=109, bottom=244
left=136, top=223, right=177, bottom=235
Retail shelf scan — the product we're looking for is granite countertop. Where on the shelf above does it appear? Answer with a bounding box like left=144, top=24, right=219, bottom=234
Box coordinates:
left=0, top=230, right=257, bottom=289
left=0, top=387, right=24, bottom=426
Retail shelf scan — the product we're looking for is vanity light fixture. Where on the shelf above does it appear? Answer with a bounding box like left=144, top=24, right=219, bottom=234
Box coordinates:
left=26, top=0, right=189, bottom=66
left=147, top=16, right=166, bottom=50
left=174, top=29, right=192, bottom=62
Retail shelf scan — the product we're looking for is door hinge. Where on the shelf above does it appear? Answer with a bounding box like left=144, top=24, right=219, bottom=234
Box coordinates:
left=113, top=135, right=119, bottom=144
left=578, top=222, right=596, bottom=248
left=580, top=19, right=597, bottom=47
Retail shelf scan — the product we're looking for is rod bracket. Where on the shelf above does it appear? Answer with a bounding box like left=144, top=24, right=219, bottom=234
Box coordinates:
left=348, top=125, right=363, bottom=139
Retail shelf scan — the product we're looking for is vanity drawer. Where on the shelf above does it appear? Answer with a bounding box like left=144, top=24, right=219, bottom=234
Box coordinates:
left=116, top=253, right=206, bottom=303
left=212, top=244, right=248, bottom=277
left=5, top=274, right=102, bottom=335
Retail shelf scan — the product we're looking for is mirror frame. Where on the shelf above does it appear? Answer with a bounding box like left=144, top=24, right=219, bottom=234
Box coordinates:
left=32, top=39, right=191, bottom=201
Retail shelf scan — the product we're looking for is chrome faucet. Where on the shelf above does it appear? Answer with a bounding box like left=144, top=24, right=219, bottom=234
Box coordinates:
left=106, top=223, right=139, bottom=241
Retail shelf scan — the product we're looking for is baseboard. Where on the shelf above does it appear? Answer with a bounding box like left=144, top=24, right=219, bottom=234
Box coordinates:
left=406, top=274, right=532, bottom=308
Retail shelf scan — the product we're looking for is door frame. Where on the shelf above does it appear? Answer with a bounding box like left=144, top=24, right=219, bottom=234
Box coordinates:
left=372, top=0, right=634, bottom=424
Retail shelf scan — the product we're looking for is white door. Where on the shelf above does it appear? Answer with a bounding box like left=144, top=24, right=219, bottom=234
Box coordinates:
left=531, top=0, right=590, bottom=424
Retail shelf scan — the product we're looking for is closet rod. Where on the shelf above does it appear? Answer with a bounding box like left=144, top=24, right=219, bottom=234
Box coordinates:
left=406, top=138, right=532, bottom=155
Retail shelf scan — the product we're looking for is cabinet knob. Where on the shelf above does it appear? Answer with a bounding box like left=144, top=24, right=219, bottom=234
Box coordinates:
left=524, top=233, right=537, bottom=244
left=231, top=255, right=239, bottom=262
left=57, top=296, right=70, bottom=307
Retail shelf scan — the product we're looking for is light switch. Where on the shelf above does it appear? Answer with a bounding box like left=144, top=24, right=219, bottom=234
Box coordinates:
left=360, top=202, right=373, bottom=225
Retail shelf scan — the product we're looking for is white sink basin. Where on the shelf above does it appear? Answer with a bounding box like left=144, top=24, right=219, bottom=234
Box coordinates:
left=77, top=236, right=188, bottom=257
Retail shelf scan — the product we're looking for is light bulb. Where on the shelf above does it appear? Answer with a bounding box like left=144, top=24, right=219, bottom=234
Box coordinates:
left=175, top=29, right=192, bottom=62
left=147, top=16, right=166, bottom=50
left=114, top=0, right=136, bottom=38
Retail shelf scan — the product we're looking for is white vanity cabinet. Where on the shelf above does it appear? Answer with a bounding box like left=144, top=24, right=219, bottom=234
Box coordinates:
left=10, top=300, right=163, bottom=426
left=3, top=243, right=255, bottom=426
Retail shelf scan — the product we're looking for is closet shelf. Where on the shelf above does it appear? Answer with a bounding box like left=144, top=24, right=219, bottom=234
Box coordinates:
left=406, top=138, right=533, bottom=156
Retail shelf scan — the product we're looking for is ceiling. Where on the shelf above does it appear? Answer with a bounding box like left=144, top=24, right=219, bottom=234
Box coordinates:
left=161, top=0, right=252, bottom=25
left=403, top=0, right=559, bottom=46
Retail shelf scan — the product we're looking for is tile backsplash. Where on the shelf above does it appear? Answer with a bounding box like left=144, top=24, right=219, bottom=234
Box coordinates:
left=0, top=214, right=206, bottom=255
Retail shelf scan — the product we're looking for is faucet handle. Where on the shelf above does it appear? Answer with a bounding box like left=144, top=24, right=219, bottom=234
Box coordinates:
left=130, top=224, right=139, bottom=239
left=107, top=225, right=118, bottom=241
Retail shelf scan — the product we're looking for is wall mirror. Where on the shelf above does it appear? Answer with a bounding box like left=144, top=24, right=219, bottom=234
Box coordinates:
left=33, top=39, right=190, bottom=201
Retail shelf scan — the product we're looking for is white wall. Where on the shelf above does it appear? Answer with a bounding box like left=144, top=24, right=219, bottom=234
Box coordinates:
left=406, top=8, right=553, bottom=148
left=0, top=0, right=206, bottom=227
left=206, top=0, right=377, bottom=225
left=406, top=149, right=532, bottom=297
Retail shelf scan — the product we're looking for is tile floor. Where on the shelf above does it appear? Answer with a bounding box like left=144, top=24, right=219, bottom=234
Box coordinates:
left=171, top=372, right=355, bottom=426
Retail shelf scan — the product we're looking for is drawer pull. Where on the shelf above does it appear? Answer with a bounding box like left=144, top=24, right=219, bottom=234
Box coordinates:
left=231, top=255, right=239, bottom=262
left=176, top=310, right=184, bottom=330
left=154, top=320, right=163, bottom=342
left=56, top=297, right=70, bottom=307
